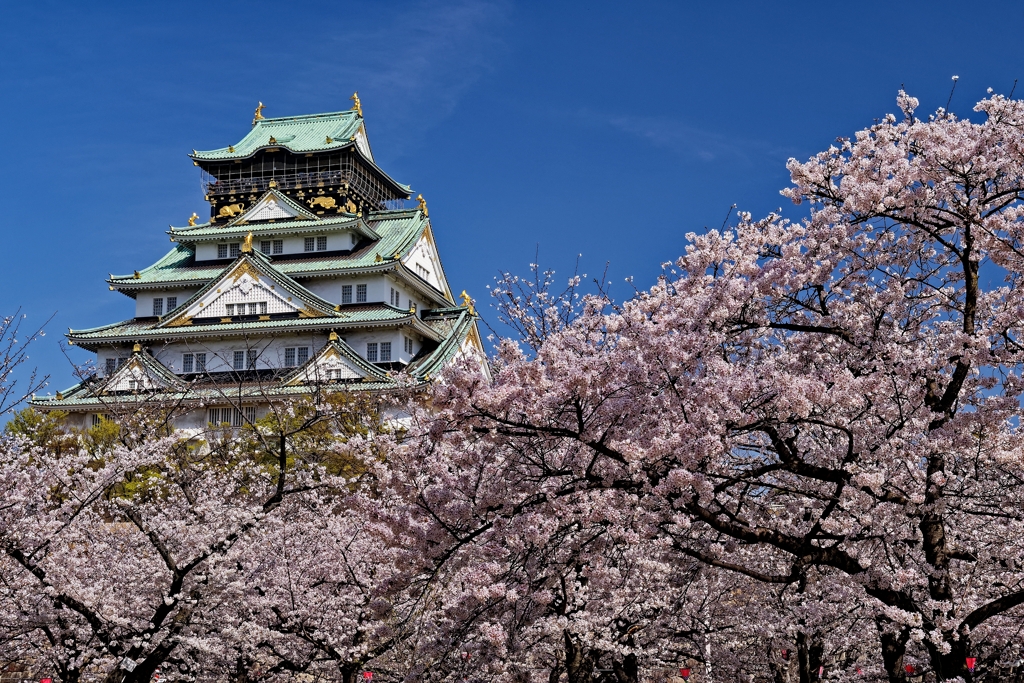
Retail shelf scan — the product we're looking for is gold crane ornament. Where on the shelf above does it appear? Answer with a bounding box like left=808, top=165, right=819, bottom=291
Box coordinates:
left=252, top=101, right=266, bottom=125
left=188, top=212, right=199, bottom=226
left=417, top=194, right=428, bottom=217
left=350, top=92, right=363, bottom=117
left=460, top=290, right=475, bottom=315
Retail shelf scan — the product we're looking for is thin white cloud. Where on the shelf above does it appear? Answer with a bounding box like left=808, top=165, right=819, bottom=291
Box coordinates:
left=579, top=109, right=795, bottom=165
left=306, top=0, right=511, bottom=151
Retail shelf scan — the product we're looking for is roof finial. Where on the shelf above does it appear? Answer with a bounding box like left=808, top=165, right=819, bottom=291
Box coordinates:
left=460, top=290, right=475, bottom=316
left=133, top=343, right=142, bottom=353
left=417, top=194, right=428, bottom=217
left=252, top=101, right=266, bottom=125
left=329, top=331, right=339, bottom=342
left=241, top=231, right=254, bottom=253
left=350, top=92, right=363, bottom=117
left=188, top=212, right=199, bottom=226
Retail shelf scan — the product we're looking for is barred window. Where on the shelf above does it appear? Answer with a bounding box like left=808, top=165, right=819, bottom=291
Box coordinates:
left=152, top=298, right=163, bottom=316
left=259, top=302, right=268, bottom=314
left=105, top=358, right=116, bottom=376
left=225, top=304, right=235, bottom=316
left=304, top=237, right=315, bottom=252
left=366, top=342, right=378, bottom=363
left=317, top=236, right=328, bottom=251
left=229, top=243, right=241, bottom=258
left=380, top=342, right=391, bottom=362
left=297, top=347, right=309, bottom=364
left=233, top=351, right=244, bottom=370
left=285, top=347, right=296, bottom=367
left=404, top=337, right=414, bottom=354
left=273, top=239, right=283, bottom=254
left=260, top=240, right=272, bottom=254
left=218, top=244, right=228, bottom=259
left=284, top=347, right=309, bottom=367
left=167, top=296, right=177, bottom=311
left=247, top=349, right=258, bottom=369
left=182, top=353, right=194, bottom=373
left=342, top=285, right=352, bottom=304
left=195, top=352, right=206, bottom=372
left=390, top=288, right=400, bottom=308
left=356, top=284, right=367, bottom=303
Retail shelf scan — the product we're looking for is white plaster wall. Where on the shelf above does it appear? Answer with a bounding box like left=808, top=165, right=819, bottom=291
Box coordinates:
left=404, top=235, right=443, bottom=291
left=135, top=289, right=198, bottom=318
left=150, top=334, right=331, bottom=373
left=193, top=231, right=360, bottom=262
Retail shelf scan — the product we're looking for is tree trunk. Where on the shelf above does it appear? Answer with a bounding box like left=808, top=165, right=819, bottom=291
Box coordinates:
left=611, top=652, right=638, bottom=683
left=876, top=618, right=908, bottom=683
left=564, top=631, right=597, bottom=683
left=796, top=632, right=822, bottom=683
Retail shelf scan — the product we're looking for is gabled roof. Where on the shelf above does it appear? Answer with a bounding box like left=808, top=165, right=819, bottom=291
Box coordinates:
left=157, top=250, right=341, bottom=328
left=189, top=110, right=410, bottom=198
left=226, top=189, right=319, bottom=225
left=409, top=309, right=482, bottom=380
left=113, top=209, right=451, bottom=306
left=282, top=335, right=389, bottom=386
left=192, top=111, right=363, bottom=161
left=101, top=347, right=184, bottom=392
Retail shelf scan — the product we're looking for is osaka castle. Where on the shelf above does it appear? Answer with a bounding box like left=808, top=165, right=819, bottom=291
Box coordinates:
left=31, top=97, right=485, bottom=429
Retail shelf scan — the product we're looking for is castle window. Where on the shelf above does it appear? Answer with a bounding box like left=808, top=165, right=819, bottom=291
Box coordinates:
left=167, top=296, right=177, bottom=311
left=91, top=414, right=106, bottom=427
left=153, top=298, right=163, bottom=316
left=390, top=288, right=400, bottom=308
left=229, top=243, right=241, bottom=258
left=416, top=263, right=430, bottom=280
left=225, top=304, right=235, bottom=316
left=183, top=353, right=194, bottom=373
left=195, top=353, right=206, bottom=372
left=342, top=285, right=352, bottom=304
left=356, top=284, right=367, bottom=303
left=105, top=358, right=116, bottom=375
left=273, top=239, right=283, bottom=254
left=284, top=347, right=310, bottom=367
left=366, top=342, right=378, bottom=363
left=380, top=342, right=392, bottom=362
left=218, top=244, right=228, bottom=259
left=304, top=237, right=315, bottom=252
left=404, top=337, right=414, bottom=354
left=233, top=351, right=244, bottom=370
left=260, top=240, right=272, bottom=254
left=247, top=349, right=258, bottom=369
left=317, top=236, right=328, bottom=251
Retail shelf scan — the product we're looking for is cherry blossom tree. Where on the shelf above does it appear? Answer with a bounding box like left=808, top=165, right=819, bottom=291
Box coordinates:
left=410, top=91, right=1024, bottom=682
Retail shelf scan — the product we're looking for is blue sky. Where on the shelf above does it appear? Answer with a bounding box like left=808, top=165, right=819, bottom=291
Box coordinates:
left=3, top=0, right=1024, bottom=396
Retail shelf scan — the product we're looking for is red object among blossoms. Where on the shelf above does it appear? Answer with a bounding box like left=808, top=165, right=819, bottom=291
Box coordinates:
left=40, top=678, right=52, bottom=683
left=905, top=664, right=915, bottom=674
left=967, top=658, right=977, bottom=672
left=362, top=674, right=372, bottom=680
left=679, top=668, right=691, bottom=680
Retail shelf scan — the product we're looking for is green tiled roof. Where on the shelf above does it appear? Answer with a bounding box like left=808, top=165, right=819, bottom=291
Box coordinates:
left=113, top=209, right=428, bottom=286
left=191, top=111, right=363, bottom=161
left=410, top=310, right=476, bottom=379
left=30, top=377, right=406, bottom=409
left=167, top=213, right=379, bottom=243
left=69, top=305, right=428, bottom=345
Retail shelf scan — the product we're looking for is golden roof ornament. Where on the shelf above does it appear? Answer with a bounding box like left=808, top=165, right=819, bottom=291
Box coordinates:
left=241, top=232, right=254, bottom=253
left=228, top=145, right=235, bottom=152
left=188, top=212, right=199, bottom=226
left=375, top=253, right=383, bottom=262
left=269, top=136, right=277, bottom=144
left=133, top=270, right=141, bottom=279
left=417, top=194, right=428, bottom=217
left=350, top=92, right=363, bottom=117
left=252, top=101, right=265, bottom=125
left=133, top=343, right=142, bottom=353
left=56, top=391, right=63, bottom=400
left=329, top=331, right=339, bottom=342
left=326, top=135, right=334, bottom=144
left=460, top=290, right=476, bottom=316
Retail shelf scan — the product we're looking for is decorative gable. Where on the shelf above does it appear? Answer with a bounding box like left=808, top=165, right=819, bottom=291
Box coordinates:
left=403, top=227, right=450, bottom=296
left=104, top=352, right=180, bottom=392
left=283, top=336, right=387, bottom=386
left=354, top=124, right=373, bottom=161
left=160, top=255, right=336, bottom=327
left=230, top=190, right=317, bottom=225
